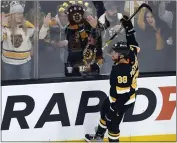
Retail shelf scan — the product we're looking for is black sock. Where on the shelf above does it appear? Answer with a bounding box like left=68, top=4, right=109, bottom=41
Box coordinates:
left=95, top=125, right=106, bottom=138
left=108, top=138, right=119, bottom=142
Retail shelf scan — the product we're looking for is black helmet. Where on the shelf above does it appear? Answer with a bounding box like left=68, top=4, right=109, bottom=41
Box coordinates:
left=112, top=41, right=129, bottom=55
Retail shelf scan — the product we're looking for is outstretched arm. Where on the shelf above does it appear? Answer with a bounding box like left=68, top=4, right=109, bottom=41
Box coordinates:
left=87, top=14, right=110, bottom=32
left=137, top=8, right=146, bottom=30
left=120, top=15, right=140, bottom=54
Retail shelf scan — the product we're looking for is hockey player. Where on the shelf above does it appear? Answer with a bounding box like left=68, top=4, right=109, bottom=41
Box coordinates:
left=85, top=15, right=140, bottom=142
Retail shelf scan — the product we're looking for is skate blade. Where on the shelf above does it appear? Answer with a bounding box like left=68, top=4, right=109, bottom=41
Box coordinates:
left=85, top=138, right=103, bottom=143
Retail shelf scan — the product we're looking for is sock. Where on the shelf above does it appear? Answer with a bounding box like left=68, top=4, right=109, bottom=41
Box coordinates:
left=95, top=119, right=107, bottom=138
left=108, top=138, right=119, bottom=142
left=108, top=131, right=120, bottom=142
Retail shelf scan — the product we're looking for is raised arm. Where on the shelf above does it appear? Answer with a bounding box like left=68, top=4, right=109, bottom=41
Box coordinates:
left=120, top=15, right=140, bottom=55
left=137, top=8, right=146, bottom=30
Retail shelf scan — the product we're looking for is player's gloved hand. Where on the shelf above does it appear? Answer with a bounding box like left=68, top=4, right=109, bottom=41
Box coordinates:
left=120, top=15, right=135, bottom=34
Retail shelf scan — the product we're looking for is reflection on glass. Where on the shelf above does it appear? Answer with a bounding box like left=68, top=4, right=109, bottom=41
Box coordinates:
left=38, top=1, right=104, bottom=78
left=135, top=1, right=176, bottom=72
left=1, top=1, right=176, bottom=81
left=38, top=1, right=69, bottom=78
left=100, top=1, right=129, bottom=75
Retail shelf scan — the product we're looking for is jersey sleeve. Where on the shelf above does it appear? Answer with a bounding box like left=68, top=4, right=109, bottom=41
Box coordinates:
left=126, top=32, right=140, bottom=55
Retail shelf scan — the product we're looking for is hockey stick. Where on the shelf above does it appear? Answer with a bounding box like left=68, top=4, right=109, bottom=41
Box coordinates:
left=103, top=3, right=152, bottom=48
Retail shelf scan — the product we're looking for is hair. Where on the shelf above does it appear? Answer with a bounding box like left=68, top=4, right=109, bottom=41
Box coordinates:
left=8, top=13, right=27, bottom=36
left=144, top=11, right=162, bottom=32
left=143, top=10, right=166, bottom=50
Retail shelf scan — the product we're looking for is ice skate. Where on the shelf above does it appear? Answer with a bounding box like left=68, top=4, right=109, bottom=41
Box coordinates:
left=85, top=134, right=103, bottom=142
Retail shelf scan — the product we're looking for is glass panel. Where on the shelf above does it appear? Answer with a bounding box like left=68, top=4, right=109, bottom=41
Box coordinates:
left=38, top=1, right=68, bottom=78
left=1, top=1, right=36, bottom=80
left=38, top=1, right=131, bottom=78
left=100, top=1, right=131, bottom=75
left=135, top=1, right=176, bottom=72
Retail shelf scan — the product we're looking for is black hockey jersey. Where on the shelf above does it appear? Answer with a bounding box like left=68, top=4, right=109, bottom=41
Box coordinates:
left=109, top=45, right=139, bottom=104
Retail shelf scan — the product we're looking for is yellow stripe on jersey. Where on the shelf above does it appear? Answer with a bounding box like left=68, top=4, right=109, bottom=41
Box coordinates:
left=110, top=96, right=117, bottom=102
left=108, top=132, right=120, bottom=137
left=116, top=86, right=130, bottom=91
left=3, top=33, right=7, bottom=40
left=131, top=83, right=137, bottom=89
left=108, top=132, right=120, bottom=139
left=100, top=119, right=106, bottom=125
left=124, top=94, right=136, bottom=105
left=131, top=70, right=139, bottom=89
left=130, top=94, right=135, bottom=99
left=2, top=24, right=8, bottom=27
left=99, top=119, right=107, bottom=129
left=2, top=21, right=34, bottom=28
left=3, top=51, right=31, bottom=60
left=130, top=45, right=140, bottom=53
left=25, top=21, right=34, bottom=28
left=116, top=86, right=130, bottom=94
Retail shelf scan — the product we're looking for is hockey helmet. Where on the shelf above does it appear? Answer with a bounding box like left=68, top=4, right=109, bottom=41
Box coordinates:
left=112, top=41, right=130, bottom=55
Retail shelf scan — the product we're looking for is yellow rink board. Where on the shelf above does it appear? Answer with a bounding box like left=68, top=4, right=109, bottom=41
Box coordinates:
left=52, top=134, right=176, bottom=142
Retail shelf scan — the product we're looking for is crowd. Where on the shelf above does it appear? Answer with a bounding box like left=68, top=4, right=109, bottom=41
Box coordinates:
left=1, top=1, right=176, bottom=81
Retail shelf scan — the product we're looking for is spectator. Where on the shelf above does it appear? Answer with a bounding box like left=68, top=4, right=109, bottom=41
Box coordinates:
left=25, top=2, right=45, bottom=30
left=136, top=8, right=174, bottom=72
left=1, top=1, right=34, bottom=80
left=158, top=1, right=175, bottom=46
left=99, top=1, right=126, bottom=75
left=39, top=5, right=69, bottom=77
left=137, top=9, right=172, bottom=50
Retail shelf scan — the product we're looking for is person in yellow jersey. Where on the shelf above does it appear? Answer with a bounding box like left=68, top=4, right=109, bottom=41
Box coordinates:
left=1, top=1, right=34, bottom=80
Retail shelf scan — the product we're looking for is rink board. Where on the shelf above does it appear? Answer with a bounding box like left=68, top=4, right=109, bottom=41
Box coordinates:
left=1, top=76, right=176, bottom=142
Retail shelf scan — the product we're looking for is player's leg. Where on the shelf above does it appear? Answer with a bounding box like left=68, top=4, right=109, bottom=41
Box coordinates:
left=85, top=97, right=110, bottom=142
left=96, top=96, right=110, bottom=136
left=106, top=104, right=124, bottom=142
left=107, top=101, right=135, bottom=142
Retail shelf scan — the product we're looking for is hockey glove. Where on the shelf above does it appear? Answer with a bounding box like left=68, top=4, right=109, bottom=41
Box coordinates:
left=120, top=15, right=135, bottom=35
